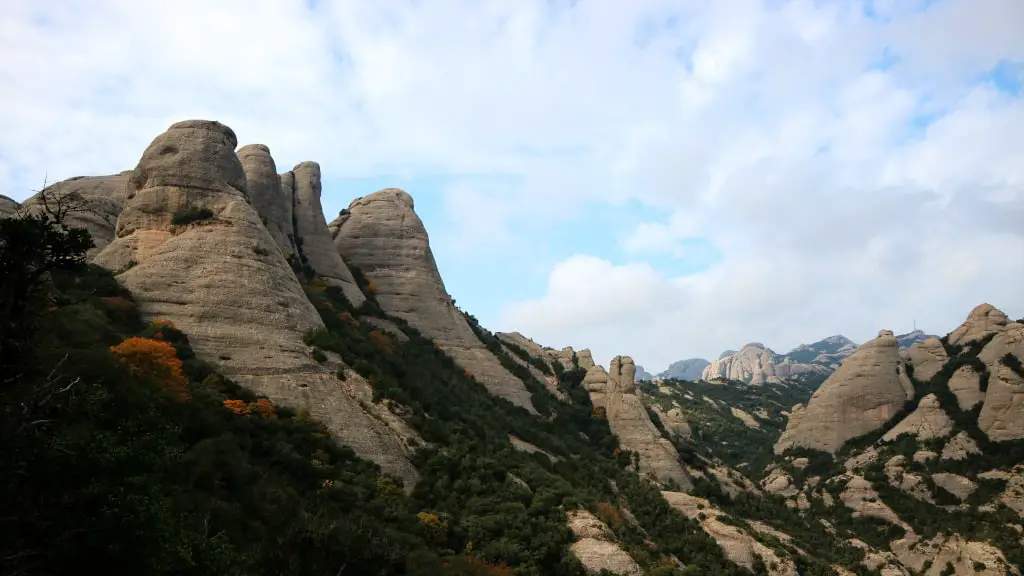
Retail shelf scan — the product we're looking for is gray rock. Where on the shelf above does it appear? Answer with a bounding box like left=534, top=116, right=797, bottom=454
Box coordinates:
left=284, top=161, right=366, bottom=307
left=658, top=358, right=710, bottom=381
left=238, top=144, right=296, bottom=259
left=775, top=330, right=909, bottom=454
left=22, top=172, right=131, bottom=256
left=332, top=188, right=535, bottom=412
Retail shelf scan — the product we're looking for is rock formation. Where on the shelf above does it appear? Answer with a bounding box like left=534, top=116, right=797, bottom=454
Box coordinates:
left=281, top=161, right=365, bottom=307
left=978, top=363, right=1024, bottom=441
left=904, top=338, right=948, bottom=382
left=577, top=349, right=596, bottom=370
left=330, top=188, right=535, bottom=412
left=775, top=330, right=910, bottom=454
left=237, top=144, right=296, bottom=259
left=0, top=194, right=18, bottom=216
left=948, top=304, right=1009, bottom=346
left=658, top=358, right=709, bottom=381
left=586, top=360, right=691, bottom=489
left=92, top=120, right=417, bottom=486
left=881, top=394, right=953, bottom=442
left=948, top=365, right=985, bottom=410
left=566, top=509, right=643, bottom=576
left=22, top=172, right=131, bottom=255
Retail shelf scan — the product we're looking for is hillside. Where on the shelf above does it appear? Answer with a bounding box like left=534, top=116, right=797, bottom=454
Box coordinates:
left=2, top=118, right=1021, bottom=576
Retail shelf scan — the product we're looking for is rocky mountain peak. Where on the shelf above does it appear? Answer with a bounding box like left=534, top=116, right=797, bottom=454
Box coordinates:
left=949, top=303, right=1010, bottom=346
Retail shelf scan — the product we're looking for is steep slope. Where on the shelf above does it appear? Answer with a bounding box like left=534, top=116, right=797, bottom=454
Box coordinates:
left=237, top=143, right=296, bottom=259
left=634, top=365, right=654, bottom=381
left=702, top=342, right=830, bottom=384
left=659, top=358, right=710, bottom=381
left=91, top=120, right=416, bottom=485
left=584, top=356, right=693, bottom=490
left=281, top=161, right=367, bottom=307
left=0, top=194, right=18, bottom=215
left=330, top=189, right=536, bottom=413
left=774, top=330, right=911, bottom=454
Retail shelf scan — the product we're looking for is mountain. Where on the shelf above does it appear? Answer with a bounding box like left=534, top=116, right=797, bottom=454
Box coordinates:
left=635, top=365, right=654, bottom=381
left=658, top=358, right=710, bottom=381
left=4, top=118, right=1022, bottom=576
left=699, top=331, right=940, bottom=386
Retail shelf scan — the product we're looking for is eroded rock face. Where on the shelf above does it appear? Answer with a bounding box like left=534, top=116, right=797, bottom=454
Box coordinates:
left=978, top=363, right=1024, bottom=441
left=651, top=405, right=691, bottom=439
left=23, top=173, right=131, bottom=256
left=905, top=338, right=948, bottom=383
left=589, top=359, right=691, bottom=489
left=948, top=304, right=1009, bottom=346
left=702, top=343, right=785, bottom=384
left=978, top=322, right=1024, bottom=370
left=93, top=120, right=416, bottom=486
left=948, top=365, right=986, bottom=410
left=284, top=161, right=366, bottom=307
left=661, top=491, right=798, bottom=575
left=941, top=431, right=981, bottom=460
left=881, top=394, right=953, bottom=442
left=0, top=194, right=18, bottom=216
left=332, top=188, right=535, bottom=412
left=237, top=144, right=296, bottom=259
left=775, top=330, right=909, bottom=454
left=577, top=349, right=596, bottom=370
left=660, top=358, right=710, bottom=381
left=566, top=509, right=643, bottom=576
left=609, top=355, right=636, bottom=393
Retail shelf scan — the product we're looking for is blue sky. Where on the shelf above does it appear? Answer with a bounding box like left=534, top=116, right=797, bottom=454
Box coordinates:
left=1, top=0, right=1022, bottom=372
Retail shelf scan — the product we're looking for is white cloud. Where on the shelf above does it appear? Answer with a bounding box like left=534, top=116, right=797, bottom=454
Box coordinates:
left=1, top=0, right=1022, bottom=373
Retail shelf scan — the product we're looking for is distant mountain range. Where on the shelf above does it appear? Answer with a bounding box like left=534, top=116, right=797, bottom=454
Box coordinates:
left=656, top=330, right=937, bottom=385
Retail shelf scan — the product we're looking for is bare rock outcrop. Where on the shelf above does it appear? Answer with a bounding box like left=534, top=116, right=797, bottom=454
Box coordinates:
left=92, top=120, right=416, bottom=486
left=566, top=509, right=643, bottom=576
left=948, top=304, right=1009, bottom=346
left=609, top=355, right=636, bottom=393
left=237, top=144, right=296, bottom=259
left=881, top=394, right=953, bottom=442
left=775, top=330, right=909, bottom=454
left=904, top=338, right=948, bottom=382
left=941, top=431, right=981, bottom=460
left=587, top=361, right=691, bottom=489
left=650, top=405, right=691, bottom=439
left=282, top=162, right=365, bottom=307
left=23, top=172, right=131, bottom=255
left=978, top=363, right=1024, bottom=441
left=891, top=534, right=1019, bottom=576
left=978, top=322, right=1024, bottom=369
left=577, top=349, right=596, bottom=370
left=948, top=365, right=986, bottom=410
left=0, top=194, right=18, bottom=216
left=931, top=473, right=976, bottom=501
left=661, top=491, right=798, bottom=575
left=331, top=188, right=535, bottom=412
left=731, top=406, right=761, bottom=429
left=840, top=475, right=910, bottom=530
left=702, top=343, right=785, bottom=384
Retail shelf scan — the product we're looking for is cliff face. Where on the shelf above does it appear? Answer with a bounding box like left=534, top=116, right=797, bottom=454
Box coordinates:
left=775, top=330, right=910, bottom=454
left=90, top=120, right=416, bottom=486
left=330, top=188, right=537, bottom=413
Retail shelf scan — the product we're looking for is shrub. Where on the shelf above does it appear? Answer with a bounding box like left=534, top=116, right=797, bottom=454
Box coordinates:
left=110, top=336, right=189, bottom=401
left=170, top=206, right=214, bottom=226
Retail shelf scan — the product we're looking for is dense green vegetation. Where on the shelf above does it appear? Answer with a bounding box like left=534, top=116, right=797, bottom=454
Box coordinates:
left=170, top=206, right=214, bottom=226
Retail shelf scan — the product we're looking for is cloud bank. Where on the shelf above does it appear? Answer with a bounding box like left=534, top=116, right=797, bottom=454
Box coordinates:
left=1, top=0, right=1021, bottom=372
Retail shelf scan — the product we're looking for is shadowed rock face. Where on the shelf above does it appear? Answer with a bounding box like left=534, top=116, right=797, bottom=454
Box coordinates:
left=238, top=144, right=296, bottom=260
left=775, top=330, right=909, bottom=454
left=331, top=188, right=536, bottom=412
left=21, top=172, right=132, bottom=256
left=93, top=120, right=416, bottom=485
left=281, top=161, right=366, bottom=308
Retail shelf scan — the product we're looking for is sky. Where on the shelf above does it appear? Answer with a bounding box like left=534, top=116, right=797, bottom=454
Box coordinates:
left=1, top=0, right=1022, bottom=373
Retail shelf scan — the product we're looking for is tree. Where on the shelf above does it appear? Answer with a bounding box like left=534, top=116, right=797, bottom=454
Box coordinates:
left=110, top=337, right=189, bottom=401
left=0, top=184, right=93, bottom=380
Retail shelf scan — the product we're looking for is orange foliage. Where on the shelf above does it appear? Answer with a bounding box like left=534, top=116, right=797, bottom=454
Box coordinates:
left=252, top=398, right=276, bottom=419
left=110, top=337, right=189, bottom=401
left=223, top=399, right=250, bottom=415
left=338, top=311, right=360, bottom=327
left=595, top=502, right=622, bottom=527
left=366, top=280, right=377, bottom=295
left=591, top=406, right=607, bottom=420
left=369, top=330, right=393, bottom=354
left=464, top=369, right=474, bottom=379
left=100, top=296, right=134, bottom=309
left=150, top=319, right=176, bottom=330
left=613, top=447, right=622, bottom=457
